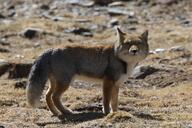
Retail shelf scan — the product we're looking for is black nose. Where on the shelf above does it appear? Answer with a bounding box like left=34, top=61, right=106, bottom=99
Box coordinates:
left=131, top=49, right=138, bottom=54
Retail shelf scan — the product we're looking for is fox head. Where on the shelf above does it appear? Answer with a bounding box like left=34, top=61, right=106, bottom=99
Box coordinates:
left=114, top=27, right=149, bottom=64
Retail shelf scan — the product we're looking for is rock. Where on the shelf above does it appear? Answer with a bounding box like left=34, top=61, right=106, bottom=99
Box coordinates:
left=122, top=14, right=138, bottom=25
left=132, top=66, right=159, bottom=79
left=180, top=19, right=192, bottom=27
left=42, top=12, right=64, bottom=21
left=0, top=13, right=5, bottom=19
left=0, top=125, right=5, bottom=128
left=150, top=48, right=166, bottom=54
left=52, top=16, right=64, bottom=21
left=80, top=2, right=95, bottom=7
left=108, top=1, right=124, bottom=7
left=8, top=63, right=32, bottom=79
left=0, top=59, right=11, bottom=77
left=7, top=11, right=16, bottom=17
left=14, top=80, right=27, bottom=89
left=65, top=0, right=94, bottom=7
left=133, top=111, right=155, bottom=120
left=40, top=4, right=49, bottom=10
left=90, top=24, right=106, bottom=33
left=20, top=28, right=43, bottom=39
left=0, top=48, right=9, bottom=53
left=74, top=103, right=102, bottom=112
left=109, top=18, right=119, bottom=27
left=127, top=27, right=137, bottom=31
left=108, top=8, right=134, bottom=16
left=169, top=45, right=185, bottom=52
left=156, top=0, right=178, bottom=5
left=66, top=0, right=81, bottom=4
left=75, top=19, right=91, bottom=23
left=155, top=48, right=166, bottom=53
left=64, top=27, right=93, bottom=37
left=136, top=0, right=151, bottom=6
left=181, top=20, right=190, bottom=25
left=127, top=11, right=135, bottom=18
left=93, top=0, right=114, bottom=5
left=0, top=38, right=10, bottom=46
left=7, top=5, right=15, bottom=10
left=67, top=0, right=94, bottom=7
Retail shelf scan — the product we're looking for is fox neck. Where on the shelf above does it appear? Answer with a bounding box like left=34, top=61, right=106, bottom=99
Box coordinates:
left=126, top=62, right=138, bottom=77
left=113, top=45, right=138, bottom=76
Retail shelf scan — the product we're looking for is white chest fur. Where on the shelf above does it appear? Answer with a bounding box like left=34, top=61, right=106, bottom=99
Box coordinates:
left=115, top=62, right=137, bottom=86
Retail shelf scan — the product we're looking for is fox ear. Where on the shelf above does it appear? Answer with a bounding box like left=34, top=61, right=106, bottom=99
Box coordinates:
left=141, top=30, right=148, bottom=42
left=116, top=27, right=125, bottom=44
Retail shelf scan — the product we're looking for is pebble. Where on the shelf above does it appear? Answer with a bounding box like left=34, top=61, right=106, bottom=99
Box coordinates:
left=64, top=27, right=93, bottom=37
left=132, top=66, right=159, bottom=79
left=108, top=1, right=124, bottom=7
left=0, top=59, right=11, bottom=77
left=20, top=27, right=43, bottom=39
left=109, top=18, right=119, bottom=27
left=169, top=45, right=185, bottom=52
left=108, top=8, right=133, bottom=16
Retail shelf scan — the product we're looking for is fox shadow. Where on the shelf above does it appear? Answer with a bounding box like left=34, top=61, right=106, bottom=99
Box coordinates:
left=36, top=111, right=104, bottom=127
left=58, top=111, right=105, bottom=123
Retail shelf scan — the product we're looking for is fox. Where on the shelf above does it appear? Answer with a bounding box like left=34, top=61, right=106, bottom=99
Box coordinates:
left=26, top=27, right=149, bottom=116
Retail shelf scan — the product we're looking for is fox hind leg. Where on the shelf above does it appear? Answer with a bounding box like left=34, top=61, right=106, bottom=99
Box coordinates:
left=52, top=82, right=72, bottom=115
left=46, top=77, right=60, bottom=116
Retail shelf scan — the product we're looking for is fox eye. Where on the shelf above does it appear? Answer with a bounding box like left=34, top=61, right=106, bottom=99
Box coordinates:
left=129, top=45, right=139, bottom=55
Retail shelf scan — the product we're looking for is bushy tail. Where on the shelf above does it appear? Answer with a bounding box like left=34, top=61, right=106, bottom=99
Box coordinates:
left=26, top=50, right=52, bottom=107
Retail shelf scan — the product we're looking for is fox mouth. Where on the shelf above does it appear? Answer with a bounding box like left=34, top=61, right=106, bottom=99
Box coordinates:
left=129, top=50, right=138, bottom=55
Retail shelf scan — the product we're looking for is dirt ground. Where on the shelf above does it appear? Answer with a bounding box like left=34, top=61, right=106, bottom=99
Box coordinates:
left=0, top=0, right=192, bottom=127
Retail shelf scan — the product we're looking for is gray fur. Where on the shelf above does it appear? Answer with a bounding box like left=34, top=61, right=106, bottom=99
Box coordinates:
left=26, top=49, right=52, bottom=107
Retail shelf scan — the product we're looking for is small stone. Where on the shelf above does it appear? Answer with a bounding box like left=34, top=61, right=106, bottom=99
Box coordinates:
left=7, top=11, right=16, bottom=17
left=156, top=0, right=178, bottom=5
left=108, top=8, right=133, bottom=16
left=133, top=111, right=156, bottom=120
left=34, top=43, right=40, bottom=48
left=108, top=1, right=124, bottom=7
left=0, top=38, right=10, bottom=45
left=93, top=0, right=113, bottom=5
left=132, top=66, right=159, bottom=79
left=169, top=45, right=185, bottom=52
left=0, top=59, right=11, bottom=77
left=64, top=27, right=93, bottom=37
left=152, top=48, right=166, bottom=53
left=180, top=20, right=191, bottom=27
left=20, top=28, right=43, bottom=39
left=40, top=4, right=49, bottom=10
left=0, top=48, right=9, bottom=53
left=52, top=16, right=64, bottom=21
left=8, top=63, right=32, bottom=79
left=80, top=1, right=94, bottom=7
left=0, top=13, right=5, bottom=19
left=75, top=19, right=91, bottom=23
left=127, top=27, right=136, bottom=31
left=7, top=5, right=15, bottom=10
left=14, top=80, right=27, bottom=89
left=109, top=18, right=119, bottom=27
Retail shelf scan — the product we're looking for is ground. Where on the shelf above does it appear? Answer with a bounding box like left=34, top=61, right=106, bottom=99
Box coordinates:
left=0, top=0, right=192, bottom=127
